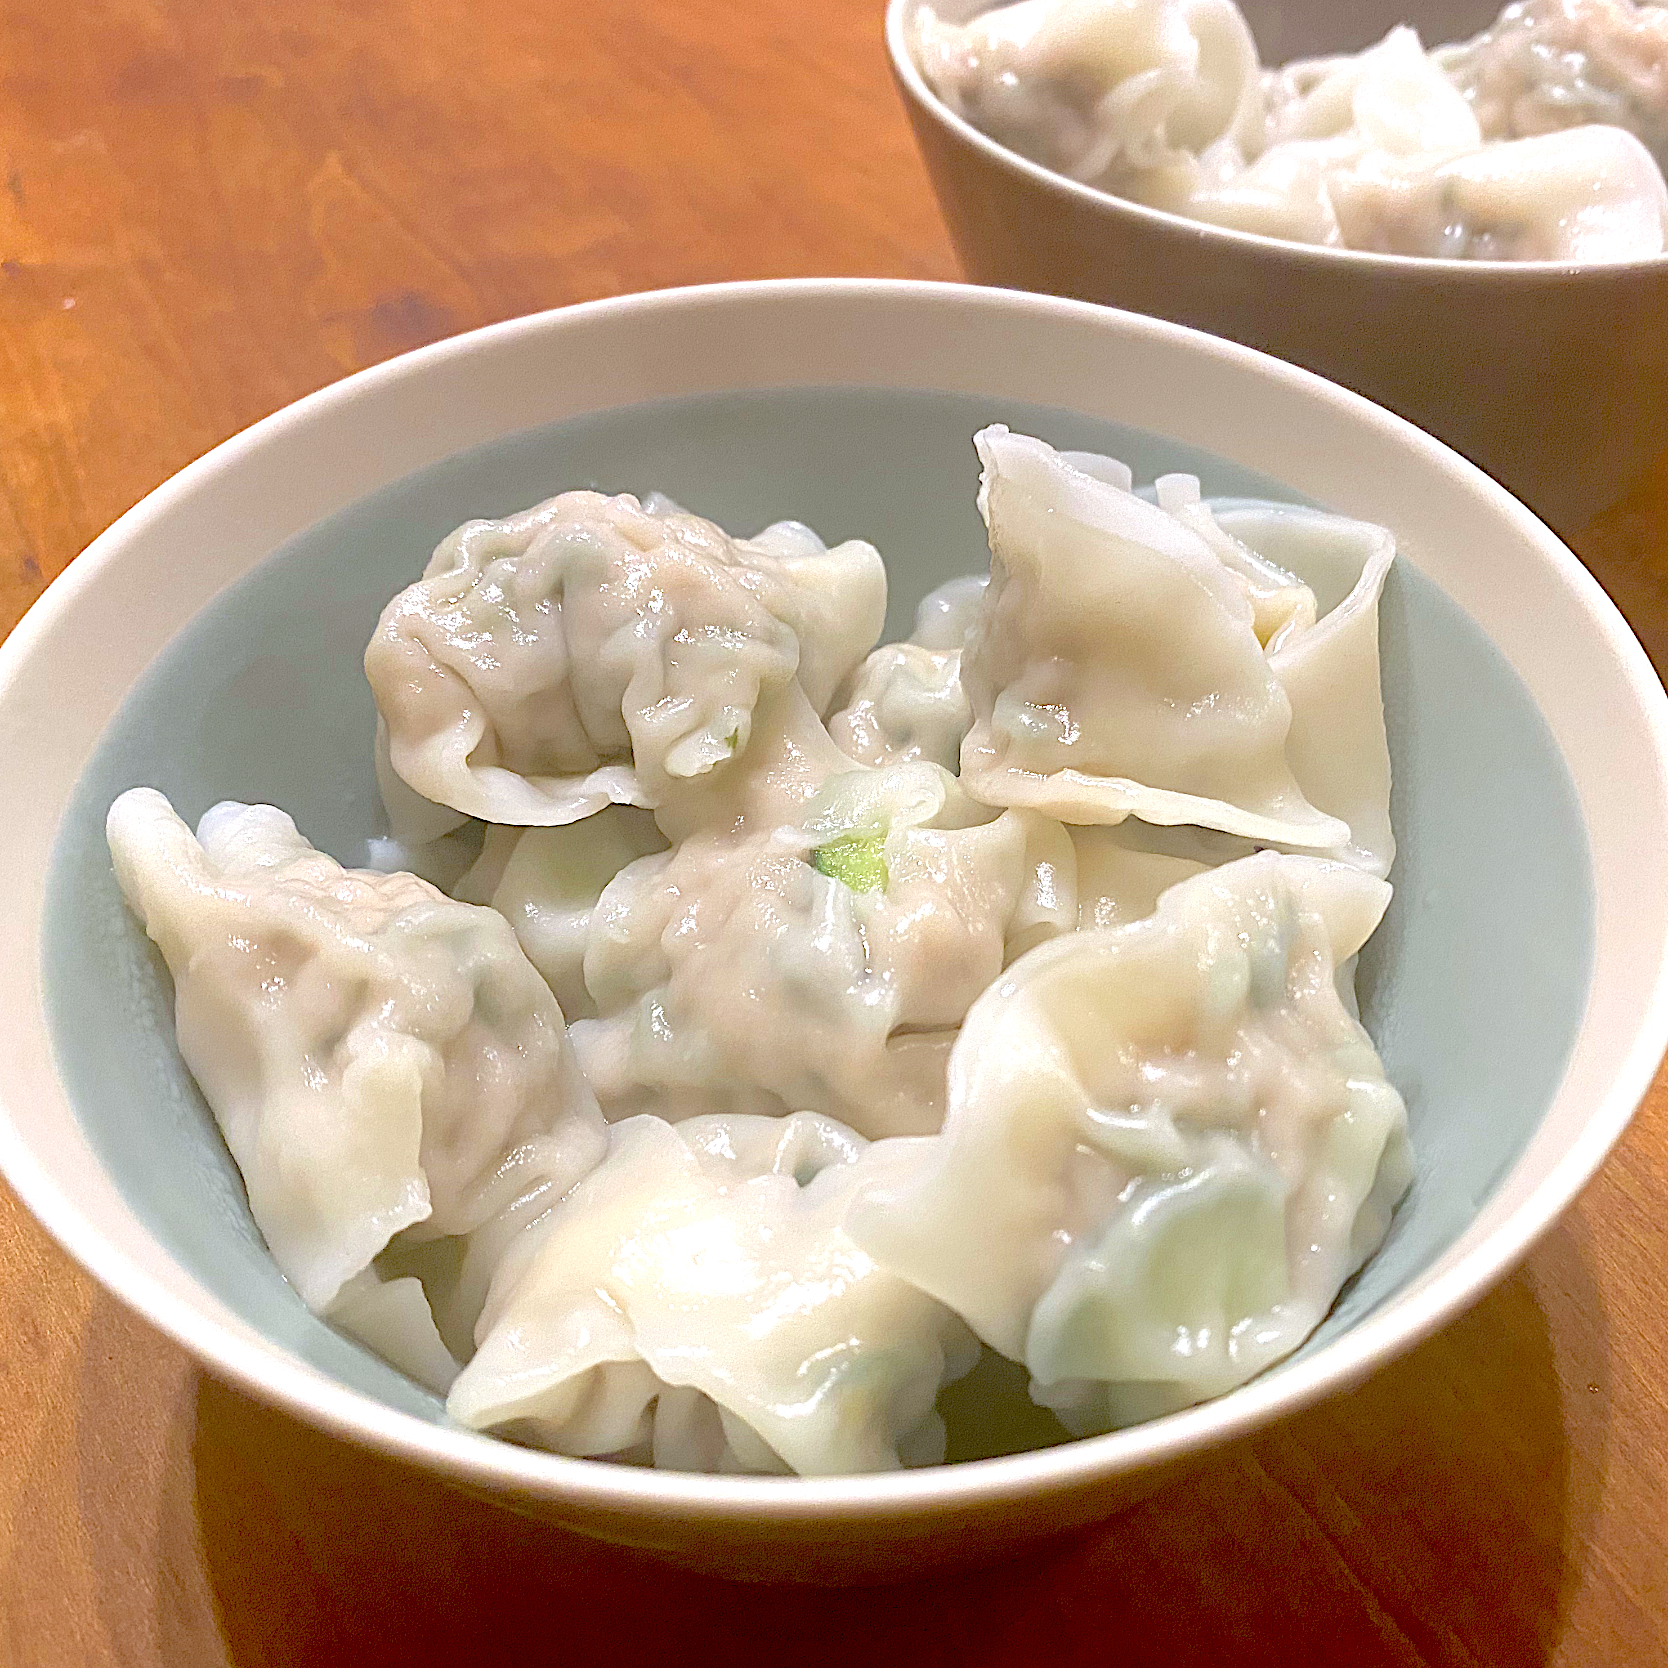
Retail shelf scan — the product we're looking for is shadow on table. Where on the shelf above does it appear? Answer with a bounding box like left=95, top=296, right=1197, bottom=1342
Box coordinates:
left=163, top=1223, right=1607, bottom=1668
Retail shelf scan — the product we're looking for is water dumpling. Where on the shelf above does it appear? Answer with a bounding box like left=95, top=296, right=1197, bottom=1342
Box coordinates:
left=366, top=490, right=886, bottom=827
left=958, top=427, right=1350, bottom=847
left=827, top=575, right=987, bottom=771
left=448, top=1112, right=978, bottom=1474
left=1210, top=498, right=1397, bottom=875
left=105, top=788, right=608, bottom=1316
left=1435, top=0, right=1668, bottom=169
left=569, top=759, right=1076, bottom=1139
left=458, top=807, right=670, bottom=1021
left=848, top=851, right=1412, bottom=1430
left=912, top=0, right=1263, bottom=199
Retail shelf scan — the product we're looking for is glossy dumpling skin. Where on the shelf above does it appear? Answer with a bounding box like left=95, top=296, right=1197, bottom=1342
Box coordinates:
left=569, top=755, right=1076, bottom=1138
left=1205, top=22, right=1668, bottom=258
left=1070, top=818, right=1219, bottom=927
left=828, top=644, right=973, bottom=771
left=365, top=490, right=886, bottom=828
left=461, top=806, right=670, bottom=1020
left=958, top=428, right=1350, bottom=848
left=105, top=788, right=607, bottom=1314
left=912, top=0, right=1263, bottom=199
left=920, top=0, right=1668, bottom=260
left=1436, top=0, right=1668, bottom=168
left=1322, top=121, right=1667, bottom=261
left=848, top=851, right=1412, bottom=1430
left=1211, top=497, right=1396, bottom=877
left=448, top=1113, right=978, bottom=1474
left=827, top=576, right=986, bottom=771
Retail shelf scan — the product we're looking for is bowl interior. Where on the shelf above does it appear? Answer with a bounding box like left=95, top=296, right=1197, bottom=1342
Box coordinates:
left=1235, top=0, right=1502, bottom=62
left=41, top=384, right=1592, bottom=1460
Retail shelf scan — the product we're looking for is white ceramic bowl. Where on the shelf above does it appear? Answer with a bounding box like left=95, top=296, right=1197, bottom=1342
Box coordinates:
left=886, top=0, right=1668, bottom=541
left=1, top=280, right=1665, bottom=1583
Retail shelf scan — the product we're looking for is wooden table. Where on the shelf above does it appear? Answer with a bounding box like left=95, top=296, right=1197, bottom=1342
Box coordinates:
left=2, top=2, right=1664, bottom=1661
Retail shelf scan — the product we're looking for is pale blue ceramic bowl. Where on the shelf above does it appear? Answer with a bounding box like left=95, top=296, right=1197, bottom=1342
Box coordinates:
left=1, top=282, right=1663, bottom=1581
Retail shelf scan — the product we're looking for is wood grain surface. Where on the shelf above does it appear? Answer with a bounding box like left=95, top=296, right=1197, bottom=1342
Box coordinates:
left=2, top=2, right=1665, bottom=1663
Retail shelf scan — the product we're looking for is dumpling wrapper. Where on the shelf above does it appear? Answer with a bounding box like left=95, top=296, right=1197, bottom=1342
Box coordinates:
left=448, top=1112, right=978, bottom=1475
left=570, top=757, right=1076, bottom=1138
left=848, top=851, right=1412, bottom=1429
left=1435, top=0, right=1668, bottom=170
left=106, top=788, right=607, bottom=1314
left=912, top=0, right=1263, bottom=197
left=1212, top=499, right=1397, bottom=876
left=366, top=490, right=886, bottom=827
left=828, top=642, right=973, bottom=771
left=327, top=1270, right=461, bottom=1396
left=909, top=573, right=989, bottom=650
left=460, top=806, right=669, bottom=1020
left=958, top=428, right=1350, bottom=848
left=1212, top=24, right=1668, bottom=259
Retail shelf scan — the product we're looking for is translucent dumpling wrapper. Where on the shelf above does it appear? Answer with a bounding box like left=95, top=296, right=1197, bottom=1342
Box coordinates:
left=1211, top=497, right=1397, bottom=876
left=569, top=759, right=1077, bottom=1138
left=1071, top=816, right=1372, bottom=1016
left=105, top=788, right=608, bottom=1314
left=1175, top=27, right=1476, bottom=243
left=1200, top=19, right=1667, bottom=258
left=327, top=1269, right=461, bottom=1396
left=1435, top=0, right=1668, bottom=169
left=921, top=0, right=1668, bottom=260
left=1328, top=122, right=1667, bottom=260
left=638, top=677, right=875, bottom=846
left=828, top=574, right=988, bottom=771
left=828, top=643, right=973, bottom=771
left=909, top=573, right=989, bottom=651
left=458, top=807, right=670, bottom=1020
left=374, top=716, right=470, bottom=847
left=448, top=1113, right=979, bottom=1474
left=912, top=0, right=1264, bottom=197
left=847, top=851, right=1412, bottom=1430
left=958, top=428, right=1350, bottom=847
left=365, top=490, right=887, bottom=828
left=1263, top=25, right=1484, bottom=155
left=1070, top=819, right=1217, bottom=928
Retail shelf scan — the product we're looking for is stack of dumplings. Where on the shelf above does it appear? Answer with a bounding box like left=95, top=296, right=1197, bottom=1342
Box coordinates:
left=107, top=423, right=1412, bottom=1476
left=912, top=0, right=1668, bottom=261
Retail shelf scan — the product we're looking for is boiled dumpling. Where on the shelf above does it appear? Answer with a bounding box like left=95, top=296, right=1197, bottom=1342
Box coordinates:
left=1263, top=25, right=1481, bottom=155
left=912, top=0, right=1263, bottom=200
left=1436, top=0, right=1668, bottom=169
left=958, top=427, right=1350, bottom=847
left=848, top=851, right=1412, bottom=1429
left=458, top=807, right=669, bottom=1019
left=448, top=1112, right=978, bottom=1474
left=1323, top=120, right=1668, bottom=259
left=828, top=575, right=988, bottom=771
left=828, top=644, right=972, bottom=772
left=1149, top=473, right=1317, bottom=648
left=366, top=491, right=886, bottom=827
left=918, top=0, right=1668, bottom=260
left=1212, top=499, right=1396, bottom=876
left=909, top=573, right=989, bottom=650
left=327, top=1269, right=461, bottom=1395
left=1208, top=20, right=1668, bottom=257
left=105, top=788, right=608, bottom=1314
left=570, top=760, right=1075, bottom=1138
left=1070, top=818, right=1220, bottom=927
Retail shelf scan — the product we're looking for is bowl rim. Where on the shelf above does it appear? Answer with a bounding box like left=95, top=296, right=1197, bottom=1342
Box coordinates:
left=884, top=0, right=1668, bottom=279
left=3, top=276, right=1667, bottom=1523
